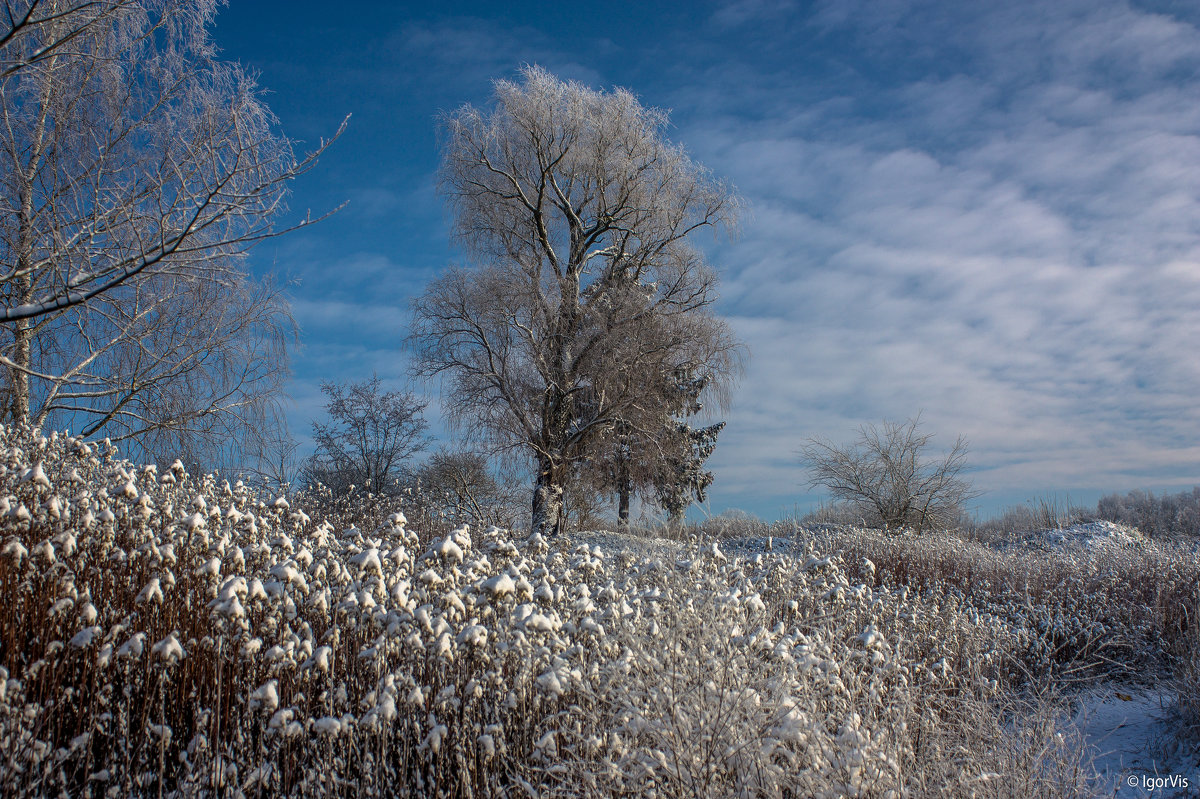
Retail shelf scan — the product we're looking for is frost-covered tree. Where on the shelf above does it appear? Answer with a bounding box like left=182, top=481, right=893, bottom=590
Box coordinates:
left=406, top=448, right=517, bottom=529
left=802, top=416, right=978, bottom=534
left=303, top=377, right=430, bottom=497
left=0, top=0, right=341, bottom=461
left=1, top=0, right=133, bottom=80
left=5, top=272, right=297, bottom=469
left=656, top=420, right=724, bottom=524
left=411, top=66, right=743, bottom=536
left=1096, top=487, right=1200, bottom=538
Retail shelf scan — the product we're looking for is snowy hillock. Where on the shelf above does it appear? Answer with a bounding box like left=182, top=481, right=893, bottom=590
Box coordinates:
left=1029, top=520, right=1146, bottom=551
left=0, top=427, right=1196, bottom=797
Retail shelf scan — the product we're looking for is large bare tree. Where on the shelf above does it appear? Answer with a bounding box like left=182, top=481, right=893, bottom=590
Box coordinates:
left=0, top=0, right=341, bottom=462
left=802, top=416, right=979, bottom=534
left=411, top=66, right=743, bottom=536
left=302, top=377, right=430, bottom=497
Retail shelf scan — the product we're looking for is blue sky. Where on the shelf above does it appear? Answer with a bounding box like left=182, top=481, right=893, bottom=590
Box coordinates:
left=213, top=0, right=1200, bottom=521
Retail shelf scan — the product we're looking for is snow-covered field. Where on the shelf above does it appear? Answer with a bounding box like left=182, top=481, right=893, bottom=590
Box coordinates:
left=1, top=425, right=1197, bottom=797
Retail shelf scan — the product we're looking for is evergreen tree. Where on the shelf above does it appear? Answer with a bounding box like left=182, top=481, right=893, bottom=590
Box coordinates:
left=653, top=372, right=725, bottom=525
left=588, top=367, right=727, bottom=528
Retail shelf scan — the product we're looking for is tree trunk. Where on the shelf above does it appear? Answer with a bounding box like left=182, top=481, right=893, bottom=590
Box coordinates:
left=531, top=455, right=564, bottom=537
left=10, top=312, right=30, bottom=423
left=10, top=195, right=34, bottom=424
left=617, top=454, right=631, bottom=531
left=9, top=51, right=54, bottom=426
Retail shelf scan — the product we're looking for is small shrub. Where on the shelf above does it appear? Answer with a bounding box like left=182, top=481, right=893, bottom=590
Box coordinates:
left=801, top=416, right=978, bottom=534
left=969, top=496, right=1095, bottom=543
left=799, top=500, right=866, bottom=528
left=804, top=524, right=1199, bottom=682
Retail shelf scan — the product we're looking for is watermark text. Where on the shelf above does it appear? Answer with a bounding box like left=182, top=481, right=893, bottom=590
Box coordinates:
left=1128, top=773, right=1190, bottom=793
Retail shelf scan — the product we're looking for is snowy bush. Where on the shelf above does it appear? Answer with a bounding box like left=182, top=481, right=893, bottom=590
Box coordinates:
left=0, top=426, right=1107, bottom=797
left=1174, top=596, right=1200, bottom=760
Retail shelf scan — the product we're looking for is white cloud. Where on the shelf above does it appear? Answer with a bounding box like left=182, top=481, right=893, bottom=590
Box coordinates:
left=682, top=0, right=1200, bottom=515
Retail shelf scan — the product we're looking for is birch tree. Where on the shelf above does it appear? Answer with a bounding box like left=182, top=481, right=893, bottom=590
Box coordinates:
left=411, top=66, right=743, bottom=536
left=2, top=0, right=133, bottom=80
left=8, top=269, right=295, bottom=464
left=0, top=0, right=341, bottom=461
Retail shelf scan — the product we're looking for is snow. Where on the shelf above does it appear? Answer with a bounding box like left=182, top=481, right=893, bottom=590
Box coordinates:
left=150, top=633, right=185, bottom=664
left=195, top=557, right=221, bottom=577
left=1070, top=685, right=1198, bottom=798
left=1026, top=520, right=1146, bottom=551
left=135, top=578, right=163, bottom=605
left=70, top=627, right=102, bottom=648
left=457, top=624, right=488, bottom=647
left=301, top=645, right=333, bottom=673
left=116, top=633, right=146, bottom=659
left=312, top=716, right=342, bottom=735
left=350, top=547, right=384, bottom=575
left=434, top=535, right=464, bottom=564
left=249, top=680, right=280, bottom=712
left=856, top=624, right=882, bottom=649
left=482, top=572, right=516, bottom=598
left=22, top=462, right=50, bottom=489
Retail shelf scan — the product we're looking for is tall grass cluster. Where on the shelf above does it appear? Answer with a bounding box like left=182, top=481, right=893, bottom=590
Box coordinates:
left=0, top=426, right=1192, bottom=796
left=805, top=525, right=1198, bottom=681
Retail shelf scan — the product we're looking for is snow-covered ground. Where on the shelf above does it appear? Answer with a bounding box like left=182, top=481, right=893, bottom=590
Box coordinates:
left=1071, top=685, right=1198, bottom=798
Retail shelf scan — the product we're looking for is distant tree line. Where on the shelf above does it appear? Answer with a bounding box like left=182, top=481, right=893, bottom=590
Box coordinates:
left=970, top=488, right=1200, bottom=540
left=1095, top=487, right=1200, bottom=539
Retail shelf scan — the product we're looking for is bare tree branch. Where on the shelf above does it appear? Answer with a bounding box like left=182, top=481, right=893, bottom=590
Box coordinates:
left=0, top=1, right=130, bottom=81
left=0, top=0, right=345, bottom=331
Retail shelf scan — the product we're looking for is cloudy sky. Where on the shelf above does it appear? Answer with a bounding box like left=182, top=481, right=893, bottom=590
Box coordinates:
left=214, top=0, right=1200, bottom=520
